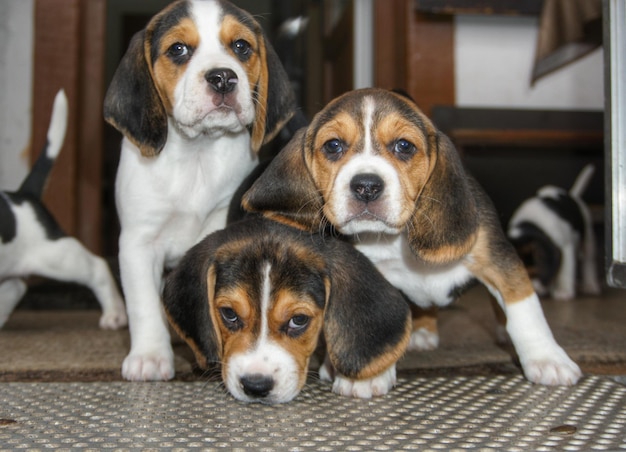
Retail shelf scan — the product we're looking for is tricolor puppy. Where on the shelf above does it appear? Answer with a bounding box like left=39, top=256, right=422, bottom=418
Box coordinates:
left=104, top=0, right=297, bottom=380
left=0, top=90, right=127, bottom=329
left=508, top=164, right=601, bottom=301
left=243, top=88, right=582, bottom=386
left=162, top=216, right=411, bottom=403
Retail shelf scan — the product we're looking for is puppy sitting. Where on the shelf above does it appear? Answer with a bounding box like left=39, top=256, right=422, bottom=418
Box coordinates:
left=508, top=164, right=601, bottom=300
left=0, top=90, right=127, bottom=329
left=243, top=88, right=581, bottom=386
left=163, top=216, right=411, bottom=403
left=104, top=0, right=297, bottom=381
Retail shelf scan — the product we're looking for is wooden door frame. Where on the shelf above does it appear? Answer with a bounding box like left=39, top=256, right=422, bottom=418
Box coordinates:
left=32, top=0, right=106, bottom=254
left=374, top=0, right=455, bottom=116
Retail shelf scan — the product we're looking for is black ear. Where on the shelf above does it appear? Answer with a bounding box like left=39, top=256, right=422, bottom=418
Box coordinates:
left=407, top=132, right=479, bottom=264
left=242, top=128, right=324, bottom=231
left=103, top=30, right=167, bottom=157
left=162, top=235, right=222, bottom=370
left=250, top=34, right=298, bottom=152
left=322, top=240, right=411, bottom=379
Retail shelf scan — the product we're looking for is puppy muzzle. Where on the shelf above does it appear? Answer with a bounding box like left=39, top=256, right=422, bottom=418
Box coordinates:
left=350, top=173, right=385, bottom=202
left=240, top=373, right=275, bottom=399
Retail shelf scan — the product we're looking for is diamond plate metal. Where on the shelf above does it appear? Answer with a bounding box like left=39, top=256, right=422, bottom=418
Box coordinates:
left=0, top=375, right=625, bottom=450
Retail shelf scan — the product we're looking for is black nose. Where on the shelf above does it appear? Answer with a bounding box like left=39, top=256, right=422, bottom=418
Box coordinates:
left=350, top=173, right=384, bottom=202
left=205, top=68, right=238, bottom=94
left=240, top=374, right=274, bottom=398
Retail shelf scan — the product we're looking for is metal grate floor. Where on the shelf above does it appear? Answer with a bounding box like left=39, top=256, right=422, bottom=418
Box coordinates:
left=1, top=375, right=625, bottom=450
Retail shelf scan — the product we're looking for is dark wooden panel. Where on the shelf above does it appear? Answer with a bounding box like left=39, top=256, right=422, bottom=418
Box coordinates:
left=77, top=0, right=106, bottom=253
left=33, top=0, right=81, bottom=238
left=414, top=0, right=543, bottom=16
left=374, top=0, right=409, bottom=90
left=431, top=106, right=604, bottom=150
left=33, top=0, right=106, bottom=253
left=323, top=2, right=354, bottom=102
left=406, top=12, right=455, bottom=116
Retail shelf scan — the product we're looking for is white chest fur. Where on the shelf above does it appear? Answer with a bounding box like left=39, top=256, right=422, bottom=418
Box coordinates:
left=115, top=132, right=257, bottom=266
left=354, top=232, right=474, bottom=307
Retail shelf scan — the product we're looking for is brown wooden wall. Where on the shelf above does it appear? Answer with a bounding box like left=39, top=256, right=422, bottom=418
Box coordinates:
left=32, top=0, right=106, bottom=254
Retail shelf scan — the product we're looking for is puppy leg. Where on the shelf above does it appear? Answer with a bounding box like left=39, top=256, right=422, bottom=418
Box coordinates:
left=580, top=227, right=601, bottom=295
left=504, top=293, right=581, bottom=385
left=408, top=305, right=439, bottom=351
left=0, top=278, right=27, bottom=328
left=24, top=237, right=127, bottom=329
left=551, top=243, right=576, bottom=300
left=318, top=353, right=334, bottom=382
left=332, top=365, right=397, bottom=399
left=118, top=234, right=174, bottom=381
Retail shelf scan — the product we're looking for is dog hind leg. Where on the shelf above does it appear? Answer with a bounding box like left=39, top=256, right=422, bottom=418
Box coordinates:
left=0, top=278, right=27, bottom=328
left=22, top=237, right=127, bottom=329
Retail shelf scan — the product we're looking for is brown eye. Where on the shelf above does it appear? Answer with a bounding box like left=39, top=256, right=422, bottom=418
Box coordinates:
left=391, top=139, right=416, bottom=160
left=322, top=139, right=345, bottom=161
left=232, top=39, right=251, bottom=60
left=167, top=43, right=192, bottom=64
left=219, top=307, right=242, bottom=331
left=286, top=314, right=310, bottom=337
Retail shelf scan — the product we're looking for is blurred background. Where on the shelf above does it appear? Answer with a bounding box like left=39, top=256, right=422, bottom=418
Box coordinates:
left=0, top=0, right=605, bottom=261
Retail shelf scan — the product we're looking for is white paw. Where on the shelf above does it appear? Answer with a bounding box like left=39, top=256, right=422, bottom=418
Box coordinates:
left=581, top=280, right=601, bottom=296
left=332, top=366, right=396, bottom=399
left=122, top=349, right=175, bottom=381
left=551, top=286, right=575, bottom=301
left=99, top=308, right=128, bottom=330
left=407, top=328, right=439, bottom=351
left=522, top=352, right=582, bottom=386
left=318, top=355, right=334, bottom=382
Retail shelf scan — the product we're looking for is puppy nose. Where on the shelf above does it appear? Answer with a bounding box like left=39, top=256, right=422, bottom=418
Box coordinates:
left=205, top=68, right=238, bottom=94
left=350, top=173, right=384, bottom=202
left=240, top=374, right=274, bottom=398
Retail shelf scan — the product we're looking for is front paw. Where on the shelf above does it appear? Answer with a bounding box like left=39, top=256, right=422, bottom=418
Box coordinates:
left=122, top=349, right=175, bottom=381
left=99, top=308, right=128, bottom=330
left=522, top=351, right=582, bottom=386
left=332, top=366, right=396, bottom=398
left=407, top=327, right=439, bottom=351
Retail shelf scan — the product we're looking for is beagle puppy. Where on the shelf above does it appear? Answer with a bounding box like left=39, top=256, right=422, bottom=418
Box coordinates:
left=104, top=0, right=297, bottom=381
left=508, top=164, right=601, bottom=300
left=0, top=90, right=127, bottom=329
left=162, top=216, right=411, bottom=403
left=243, top=88, right=582, bottom=386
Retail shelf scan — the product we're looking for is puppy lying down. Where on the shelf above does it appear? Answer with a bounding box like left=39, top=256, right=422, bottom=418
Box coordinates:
left=163, top=216, right=411, bottom=404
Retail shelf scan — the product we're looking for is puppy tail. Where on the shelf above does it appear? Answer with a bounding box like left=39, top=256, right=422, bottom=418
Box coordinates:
left=569, top=164, right=595, bottom=198
left=18, top=89, right=68, bottom=198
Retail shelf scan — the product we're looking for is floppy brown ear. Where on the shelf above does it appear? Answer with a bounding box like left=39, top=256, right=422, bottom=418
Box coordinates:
left=408, top=131, right=479, bottom=264
left=250, top=35, right=297, bottom=152
left=322, top=240, right=411, bottom=380
left=242, top=128, right=323, bottom=231
left=162, top=236, right=222, bottom=370
left=103, top=30, right=167, bottom=157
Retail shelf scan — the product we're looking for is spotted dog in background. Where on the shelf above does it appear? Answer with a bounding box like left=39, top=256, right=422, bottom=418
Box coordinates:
left=0, top=90, right=127, bottom=329
left=508, top=164, right=601, bottom=301
left=243, top=88, right=581, bottom=386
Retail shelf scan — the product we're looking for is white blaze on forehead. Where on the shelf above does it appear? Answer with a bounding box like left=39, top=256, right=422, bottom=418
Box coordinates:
left=258, top=262, right=272, bottom=347
left=189, top=1, right=225, bottom=57
left=362, top=96, right=376, bottom=156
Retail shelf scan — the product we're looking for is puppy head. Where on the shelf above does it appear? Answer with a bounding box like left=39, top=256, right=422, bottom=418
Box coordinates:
left=104, top=0, right=296, bottom=156
left=244, top=88, right=479, bottom=264
left=208, top=237, right=327, bottom=404
left=163, top=218, right=410, bottom=403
